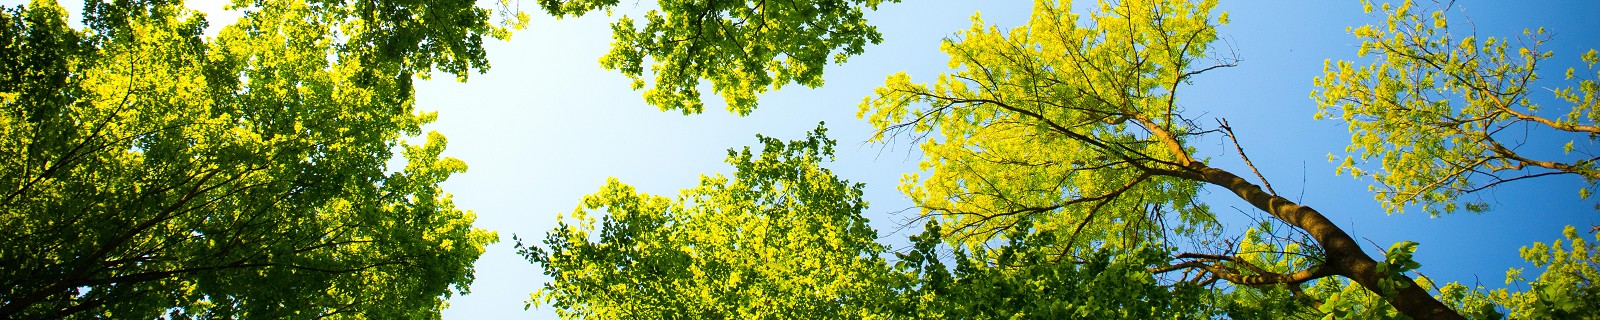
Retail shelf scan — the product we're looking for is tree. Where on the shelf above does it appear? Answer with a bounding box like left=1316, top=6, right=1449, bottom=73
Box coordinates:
left=861, top=0, right=1462, bottom=318
left=521, top=125, right=896, bottom=318
left=0, top=0, right=520, bottom=317
left=862, top=1, right=1600, bottom=318
left=1314, top=0, right=1600, bottom=215
left=1308, top=0, right=1600, bottom=317
left=536, top=0, right=898, bottom=115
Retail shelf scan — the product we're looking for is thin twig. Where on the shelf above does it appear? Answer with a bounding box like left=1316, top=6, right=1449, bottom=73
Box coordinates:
left=1218, top=118, right=1277, bottom=196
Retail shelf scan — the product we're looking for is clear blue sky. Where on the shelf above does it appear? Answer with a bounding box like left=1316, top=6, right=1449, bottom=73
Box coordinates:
left=11, top=0, right=1596, bottom=318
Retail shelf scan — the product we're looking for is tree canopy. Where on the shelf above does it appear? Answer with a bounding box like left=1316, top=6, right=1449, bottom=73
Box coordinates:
left=521, top=125, right=896, bottom=318
left=0, top=0, right=519, bottom=317
left=523, top=125, right=1222, bottom=318
left=1315, top=1, right=1600, bottom=215
left=536, top=0, right=897, bottom=114
left=857, top=0, right=1456, bottom=317
left=5, top=0, right=1597, bottom=318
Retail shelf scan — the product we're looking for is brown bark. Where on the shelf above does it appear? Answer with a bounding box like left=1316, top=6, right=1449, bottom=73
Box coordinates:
left=1169, top=163, right=1464, bottom=320
left=1157, top=253, right=1334, bottom=286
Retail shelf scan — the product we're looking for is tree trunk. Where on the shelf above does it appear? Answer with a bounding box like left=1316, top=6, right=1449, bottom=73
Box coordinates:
left=1179, top=163, right=1464, bottom=320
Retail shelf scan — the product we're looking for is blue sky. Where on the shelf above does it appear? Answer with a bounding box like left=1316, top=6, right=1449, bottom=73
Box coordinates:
left=9, top=0, right=1596, bottom=317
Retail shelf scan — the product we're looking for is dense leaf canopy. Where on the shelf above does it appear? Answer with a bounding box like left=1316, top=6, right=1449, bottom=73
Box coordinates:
left=525, top=126, right=1224, bottom=319
left=0, top=0, right=517, bottom=317
left=859, top=0, right=1223, bottom=254
left=522, top=125, right=894, bottom=318
left=5, top=0, right=1598, bottom=318
left=538, top=0, right=896, bottom=114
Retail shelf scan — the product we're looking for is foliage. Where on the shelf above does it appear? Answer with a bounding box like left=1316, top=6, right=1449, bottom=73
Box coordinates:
left=0, top=0, right=515, bottom=317
left=521, top=124, right=895, bottom=319
left=519, top=0, right=1600, bottom=318
left=525, top=125, right=1229, bottom=319
left=1207, top=226, right=1320, bottom=319
left=1281, top=225, right=1600, bottom=320
left=889, top=219, right=1220, bottom=319
left=859, top=0, right=1223, bottom=252
left=1429, top=225, right=1600, bottom=319
left=1214, top=227, right=1435, bottom=319
left=1314, top=0, right=1600, bottom=215
left=1501, top=225, right=1600, bottom=318
left=859, top=0, right=1462, bottom=318
left=537, top=0, right=897, bottom=115
left=858, top=0, right=1221, bottom=284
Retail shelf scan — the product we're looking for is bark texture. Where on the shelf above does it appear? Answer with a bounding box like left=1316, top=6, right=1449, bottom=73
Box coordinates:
left=1178, top=163, right=1464, bottom=320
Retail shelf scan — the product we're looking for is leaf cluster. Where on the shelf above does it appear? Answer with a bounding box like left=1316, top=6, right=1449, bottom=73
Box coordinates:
left=858, top=0, right=1226, bottom=253
left=539, top=0, right=896, bottom=115
left=521, top=124, right=893, bottom=319
left=889, top=219, right=1220, bottom=319
left=1314, top=0, right=1600, bottom=215
left=0, top=0, right=505, bottom=317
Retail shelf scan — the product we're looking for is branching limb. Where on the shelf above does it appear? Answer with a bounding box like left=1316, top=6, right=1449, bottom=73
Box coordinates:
left=1169, top=252, right=1332, bottom=286
left=1218, top=118, right=1277, bottom=196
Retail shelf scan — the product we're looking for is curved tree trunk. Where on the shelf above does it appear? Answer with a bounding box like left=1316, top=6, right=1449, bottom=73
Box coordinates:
left=1174, top=163, right=1463, bottom=320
